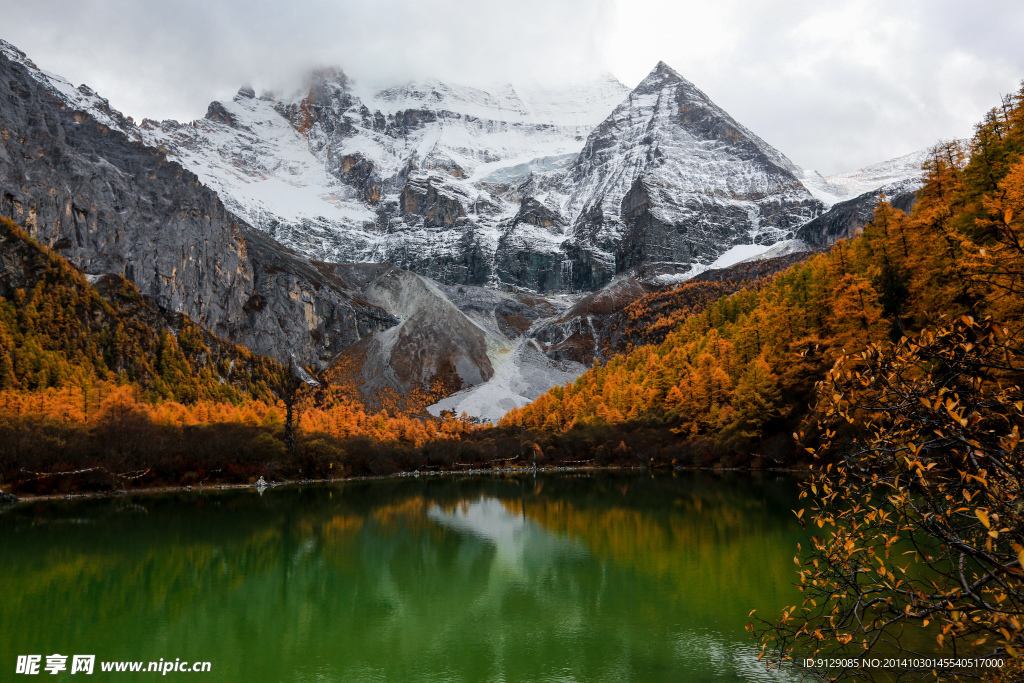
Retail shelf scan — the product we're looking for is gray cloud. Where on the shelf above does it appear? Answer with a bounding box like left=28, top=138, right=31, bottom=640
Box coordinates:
left=6, top=0, right=612, bottom=119
left=607, top=0, right=1024, bottom=172
left=4, top=0, right=1023, bottom=173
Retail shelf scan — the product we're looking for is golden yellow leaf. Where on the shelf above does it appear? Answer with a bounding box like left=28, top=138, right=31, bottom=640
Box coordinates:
left=976, top=509, right=991, bottom=529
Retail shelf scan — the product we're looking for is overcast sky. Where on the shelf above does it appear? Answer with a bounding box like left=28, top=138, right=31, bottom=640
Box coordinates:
left=4, top=0, right=1023, bottom=174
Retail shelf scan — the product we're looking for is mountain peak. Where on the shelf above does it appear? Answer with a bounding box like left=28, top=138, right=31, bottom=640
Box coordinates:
left=641, top=60, right=689, bottom=86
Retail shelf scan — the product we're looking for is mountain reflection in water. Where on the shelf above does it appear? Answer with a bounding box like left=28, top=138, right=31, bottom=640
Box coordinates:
left=0, top=471, right=805, bottom=682
left=428, top=497, right=587, bottom=571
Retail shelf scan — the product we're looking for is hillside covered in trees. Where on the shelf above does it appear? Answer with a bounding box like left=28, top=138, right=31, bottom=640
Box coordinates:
left=0, top=218, right=477, bottom=494
left=0, top=217, right=284, bottom=405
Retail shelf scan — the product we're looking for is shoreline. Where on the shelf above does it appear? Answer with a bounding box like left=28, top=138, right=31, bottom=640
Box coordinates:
left=1, top=464, right=808, bottom=506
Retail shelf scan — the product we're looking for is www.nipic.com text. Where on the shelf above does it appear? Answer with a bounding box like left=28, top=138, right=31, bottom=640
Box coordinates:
left=16, top=655, right=212, bottom=675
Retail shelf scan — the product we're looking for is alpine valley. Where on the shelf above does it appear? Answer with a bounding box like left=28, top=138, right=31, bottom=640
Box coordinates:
left=0, top=39, right=926, bottom=421
left=7, top=17, right=1024, bottom=678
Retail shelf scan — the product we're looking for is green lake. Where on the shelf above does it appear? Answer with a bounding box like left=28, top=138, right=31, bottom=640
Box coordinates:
left=1, top=471, right=807, bottom=681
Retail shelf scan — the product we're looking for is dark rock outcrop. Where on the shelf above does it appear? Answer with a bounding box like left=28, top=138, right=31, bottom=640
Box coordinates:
left=514, top=197, right=563, bottom=228
left=797, top=180, right=921, bottom=247
left=400, top=176, right=467, bottom=227
left=329, top=153, right=381, bottom=203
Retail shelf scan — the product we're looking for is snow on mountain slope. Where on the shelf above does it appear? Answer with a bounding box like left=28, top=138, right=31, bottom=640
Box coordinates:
left=826, top=147, right=931, bottom=197
left=557, top=62, right=822, bottom=290
left=564, top=62, right=806, bottom=222
left=646, top=240, right=811, bottom=286
left=799, top=147, right=931, bottom=208
left=135, top=71, right=630, bottom=287
left=140, top=90, right=384, bottom=259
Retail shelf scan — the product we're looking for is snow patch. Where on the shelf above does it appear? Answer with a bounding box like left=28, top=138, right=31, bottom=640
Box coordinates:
left=649, top=240, right=810, bottom=285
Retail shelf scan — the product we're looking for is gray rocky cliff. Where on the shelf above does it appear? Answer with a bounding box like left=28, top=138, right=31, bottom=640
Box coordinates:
left=0, top=44, right=395, bottom=367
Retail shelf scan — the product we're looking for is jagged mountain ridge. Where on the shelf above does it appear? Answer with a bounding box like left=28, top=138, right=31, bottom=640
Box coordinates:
left=2, top=38, right=930, bottom=297
left=138, top=71, right=631, bottom=290
left=131, top=61, right=850, bottom=293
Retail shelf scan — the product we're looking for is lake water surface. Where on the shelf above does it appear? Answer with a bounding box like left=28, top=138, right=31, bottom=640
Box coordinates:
left=1, top=471, right=806, bottom=682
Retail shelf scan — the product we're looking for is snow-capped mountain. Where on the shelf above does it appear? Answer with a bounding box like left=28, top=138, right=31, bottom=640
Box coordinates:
left=136, top=61, right=832, bottom=294
left=552, top=61, right=823, bottom=289
left=136, top=70, right=630, bottom=289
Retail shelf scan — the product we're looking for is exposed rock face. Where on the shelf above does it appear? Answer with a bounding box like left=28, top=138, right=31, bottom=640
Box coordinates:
left=0, top=45, right=250, bottom=338
left=531, top=276, right=657, bottom=363
left=399, top=176, right=467, bottom=227
left=0, top=42, right=395, bottom=368
left=797, top=178, right=921, bottom=247
left=334, top=154, right=381, bottom=203
left=492, top=201, right=565, bottom=293
left=515, top=197, right=563, bottom=228
left=238, top=231, right=398, bottom=363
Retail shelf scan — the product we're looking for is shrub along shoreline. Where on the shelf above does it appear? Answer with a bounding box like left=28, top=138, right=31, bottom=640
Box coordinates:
left=0, top=403, right=806, bottom=499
